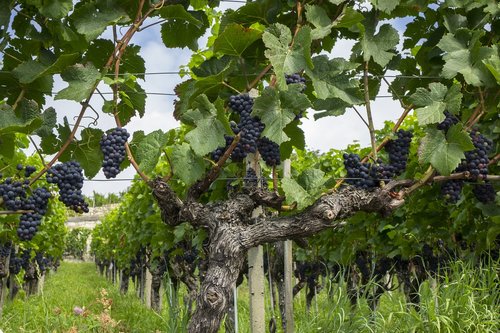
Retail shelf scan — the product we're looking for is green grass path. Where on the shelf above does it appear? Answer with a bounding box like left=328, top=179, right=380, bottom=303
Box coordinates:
left=0, top=262, right=168, bottom=333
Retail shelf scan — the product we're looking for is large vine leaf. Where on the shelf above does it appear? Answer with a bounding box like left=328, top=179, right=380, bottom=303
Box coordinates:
left=305, top=4, right=337, bottom=40
left=184, top=95, right=229, bottom=156
left=370, top=0, right=400, bottom=13
left=306, top=55, right=362, bottom=105
left=281, top=178, right=314, bottom=210
left=437, top=29, right=496, bottom=86
left=0, top=104, right=42, bottom=135
left=171, top=143, right=206, bottom=185
left=73, top=128, right=104, bottom=179
left=354, top=15, right=399, bottom=67
left=0, top=134, right=15, bottom=158
left=419, top=126, right=474, bottom=175
left=213, top=23, right=262, bottom=56
left=131, top=130, right=170, bottom=174
left=39, top=0, right=73, bottom=19
left=71, top=1, right=129, bottom=41
left=410, top=82, right=463, bottom=125
left=159, top=5, right=208, bottom=51
left=263, top=23, right=313, bottom=89
left=55, top=63, right=101, bottom=102
left=252, top=85, right=311, bottom=145
left=12, top=53, right=79, bottom=84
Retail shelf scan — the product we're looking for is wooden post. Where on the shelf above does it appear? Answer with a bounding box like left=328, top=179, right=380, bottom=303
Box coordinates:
left=0, top=252, right=10, bottom=318
left=247, top=153, right=265, bottom=333
left=145, top=267, right=152, bottom=307
left=283, top=159, right=295, bottom=332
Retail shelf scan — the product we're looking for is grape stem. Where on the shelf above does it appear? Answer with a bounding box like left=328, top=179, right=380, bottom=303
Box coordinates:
left=29, top=136, right=47, bottom=168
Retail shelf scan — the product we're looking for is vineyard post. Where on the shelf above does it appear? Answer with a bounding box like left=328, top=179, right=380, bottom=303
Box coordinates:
left=145, top=268, right=153, bottom=308
left=283, top=159, right=295, bottom=332
left=247, top=154, right=266, bottom=333
left=0, top=253, right=10, bottom=318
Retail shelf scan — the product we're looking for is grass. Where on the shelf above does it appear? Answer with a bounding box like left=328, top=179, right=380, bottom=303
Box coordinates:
left=0, top=259, right=499, bottom=333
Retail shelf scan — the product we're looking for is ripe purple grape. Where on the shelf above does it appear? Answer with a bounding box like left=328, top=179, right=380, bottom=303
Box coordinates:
left=100, top=127, right=130, bottom=179
left=47, top=161, right=89, bottom=213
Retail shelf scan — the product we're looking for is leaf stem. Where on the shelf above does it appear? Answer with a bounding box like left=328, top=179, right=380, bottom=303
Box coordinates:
left=12, top=88, right=26, bottom=110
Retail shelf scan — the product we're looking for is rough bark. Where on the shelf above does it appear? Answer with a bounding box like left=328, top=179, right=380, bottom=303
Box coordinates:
left=152, top=178, right=408, bottom=333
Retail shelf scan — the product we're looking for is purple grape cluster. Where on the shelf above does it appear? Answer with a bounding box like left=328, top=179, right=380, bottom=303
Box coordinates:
left=0, top=177, right=28, bottom=211
left=100, top=127, right=130, bottom=179
left=472, top=183, right=496, bottom=203
left=385, top=130, right=413, bottom=175
left=343, top=131, right=413, bottom=189
left=257, top=137, right=281, bottom=166
left=17, top=187, right=51, bottom=241
left=437, top=111, right=459, bottom=132
left=9, top=248, right=23, bottom=275
left=243, top=168, right=267, bottom=189
left=455, top=131, right=492, bottom=181
left=441, top=180, right=464, bottom=203
left=46, top=161, right=89, bottom=213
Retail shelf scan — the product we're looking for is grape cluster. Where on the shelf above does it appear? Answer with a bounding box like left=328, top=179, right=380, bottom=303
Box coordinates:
left=0, top=243, right=11, bottom=277
left=46, top=161, right=89, bottom=213
left=472, top=183, right=496, bottom=203
left=385, top=130, right=413, bottom=175
left=257, top=137, right=281, bottom=166
left=437, top=112, right=459, bottom=132
left=243, top=168, right=267, bottom=189
left=455, top=131, right=492, bottom=181
left=441, top=180, right=464, bottom=203
left=100, top=127, right=130, bottom=179
left=9, top=248, right=23, bottom=275
left=343, top=153, right=378, bottom=189
left=17, top=187, right=52, bottom=241
left=0, top=177, right=28, bottom=210
left=35, top=252, right=50, bottom=272
left=211, top=134, right=247, bottom=162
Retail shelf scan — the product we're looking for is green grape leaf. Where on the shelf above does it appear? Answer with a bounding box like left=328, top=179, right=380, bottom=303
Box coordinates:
left=280, top=121, right=305, bottom=160
left=0, top=104, right=42, bottom=135
left=281, top=178, right=314, bottom=210
left=312, top=98, right=350, bottom=119
left=184, top=95, right=229, bottom=156
left=419, top=126, right=474, bottom=175
left=73, top=128, right=104, bottom=179
left=263, top=23, right=313, bottom=89
left=306, top=55, right=362, bottom=105
left=370, top=0, right=400, bottom=13
left=213, top=23, right=262, bottom=56
left=305, top=4, right=337, bottom=40
left=115, top=81, right=146, bottom=125
left=191, top=56, right=234, bottom=78
left=71, top=2, right=129, bottom=41
left=171, top=143, right=206, bottom=185
left=298, top=168, right=326, bottom=192
left=335, top=7, right=365, bottom=28
left=12, top=53, right=79, bottom=84
left=411, top=82, right=463, bottom=125
left=55, top=63, right=101, bottom=102
left=0, top=134, right=15, bottom=158
left=34, top=107, right=57, bottom=137
left=437, top=30, right=496, bottom=86
left=39, top=0, right=73, bottom=19
left=356, top=17, right=399, bottom=67
left=483, top=53, right=500, bottom=84
left=159, top=5, right=208, bottom=51
left=252, top=85, right=311, bottom=145
left=132, top=130, right=170, bottom=174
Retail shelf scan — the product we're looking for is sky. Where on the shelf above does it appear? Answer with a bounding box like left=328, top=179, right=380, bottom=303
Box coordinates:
left=23, top=3, right=410, bottom=196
